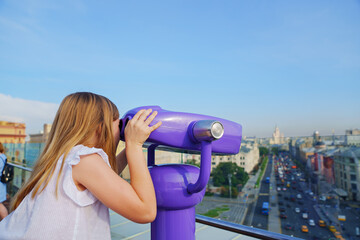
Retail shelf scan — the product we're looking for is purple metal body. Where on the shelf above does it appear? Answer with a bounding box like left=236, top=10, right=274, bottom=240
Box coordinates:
left=119, top=106, right=242, bottom=240
left=119, top=106, right=242, bottom=155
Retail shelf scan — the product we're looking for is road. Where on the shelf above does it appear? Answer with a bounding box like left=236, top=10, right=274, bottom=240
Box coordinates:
left=250, top=156, right=272, bottom=230
left=279, top=177, right=332, bottom=239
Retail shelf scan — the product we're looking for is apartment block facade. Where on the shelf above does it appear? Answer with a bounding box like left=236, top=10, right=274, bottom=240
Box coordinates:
left=0, top=121, right=26, bottom=144
left=334, top=147, right=360, bottom=201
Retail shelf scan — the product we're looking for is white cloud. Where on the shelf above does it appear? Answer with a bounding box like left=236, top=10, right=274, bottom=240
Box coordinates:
left=0, top=93, right=59, bottom=135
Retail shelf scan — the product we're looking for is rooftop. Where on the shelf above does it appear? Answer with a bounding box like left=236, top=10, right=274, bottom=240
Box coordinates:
left=109, top=210, right=258, bottom=240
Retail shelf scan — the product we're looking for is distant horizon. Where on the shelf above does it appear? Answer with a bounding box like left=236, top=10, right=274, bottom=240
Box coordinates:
left=1, top=93, right=357, bottom=139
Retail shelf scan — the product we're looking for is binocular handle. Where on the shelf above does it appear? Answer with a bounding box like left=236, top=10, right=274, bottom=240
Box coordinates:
left=187, top=141, right=212, bottom=194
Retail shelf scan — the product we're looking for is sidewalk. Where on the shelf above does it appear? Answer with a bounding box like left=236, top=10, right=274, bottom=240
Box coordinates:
left=242, top=166, right=264, bottom=226
left=314, top=204, right=340, bottom=231
left=238, top=169, right=261, bottom=224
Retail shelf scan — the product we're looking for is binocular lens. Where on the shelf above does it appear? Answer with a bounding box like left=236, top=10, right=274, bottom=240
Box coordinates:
left=211, top=122, right=224, bottom=139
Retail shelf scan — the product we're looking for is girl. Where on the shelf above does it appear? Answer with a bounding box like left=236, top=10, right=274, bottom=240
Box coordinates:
left=0, top=92, right=161, bottom=239
left=0, top=143, right=9, bottom=220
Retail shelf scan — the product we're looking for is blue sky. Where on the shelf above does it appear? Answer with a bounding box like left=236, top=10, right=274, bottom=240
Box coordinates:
left=0, top=0, right=359, bottom=137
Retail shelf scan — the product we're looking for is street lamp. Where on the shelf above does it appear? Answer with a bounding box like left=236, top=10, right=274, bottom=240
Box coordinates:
left=228, top=173, right=232, bottom=199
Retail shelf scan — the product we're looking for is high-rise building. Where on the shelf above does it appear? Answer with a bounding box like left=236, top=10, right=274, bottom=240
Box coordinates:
left=270, top=126, right=284, bottom=144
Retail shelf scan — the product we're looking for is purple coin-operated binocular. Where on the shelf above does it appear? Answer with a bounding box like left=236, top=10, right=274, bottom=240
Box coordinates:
left=119, top=106, right=242, bottom=240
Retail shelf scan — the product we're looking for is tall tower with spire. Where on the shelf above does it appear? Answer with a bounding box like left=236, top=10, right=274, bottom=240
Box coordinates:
left=270, top=125, right=284, bottom=144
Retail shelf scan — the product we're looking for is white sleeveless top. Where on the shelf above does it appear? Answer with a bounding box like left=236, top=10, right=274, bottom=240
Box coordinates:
left=0, top=145, right=111, bottom=240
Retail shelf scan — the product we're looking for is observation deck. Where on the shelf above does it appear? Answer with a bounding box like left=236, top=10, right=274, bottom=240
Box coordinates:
left=4, top=160, right=302, bottom=240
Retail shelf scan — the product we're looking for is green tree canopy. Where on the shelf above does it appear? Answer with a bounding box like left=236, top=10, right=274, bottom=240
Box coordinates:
left=259, top=147, right=269, bottom=157
left=212, top=162, right=249, bottom=187
left=271, top=147, right=279, bottom=156
left=186, top=159, right=200, bottom=168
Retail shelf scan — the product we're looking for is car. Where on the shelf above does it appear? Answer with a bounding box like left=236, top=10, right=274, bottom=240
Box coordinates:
left=277, top=193, right=282, bottom=197
left=328, top=225, right=336, bottom=233
left=277, top=187, right=281, bottom=191
left=279, top=207, right=286, bottom=212
left=285, top=223, right=293, bottom=230
left=280, top=213, right=287, bottom=219
left=295, top=207, right=300, bottom=213
left=301, top=225, right=309, bottom=233
left=298, top=200, right=304, bottom=205
left=286, top=203, right=291, bottom=208
left=282, top=187, right=287, bottom=191
left=278, top=201, right=284, bottom=206
left=284, top=196, right=289, bottom=200
left=302, top=213, right=308, bottom=219
left=296, top=194, right=302, bottom=199
left=319, top=220, right=326, bottom=227
left=334, top=231, right=345, bottom=240
left=309, top=219, right=315, bottom=226
left=309, top=191, right=314, bottom=196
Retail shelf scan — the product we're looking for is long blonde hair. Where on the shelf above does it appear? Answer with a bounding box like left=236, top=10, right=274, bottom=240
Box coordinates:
left=11, top=92, right=119, bottom=211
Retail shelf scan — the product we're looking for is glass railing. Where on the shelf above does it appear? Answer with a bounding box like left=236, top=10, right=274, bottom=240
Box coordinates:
left=6, top=162, right=32, bottom=198
left=3, top=140, right=360, bottom=240
left=6, top=161, right=302, bottom=240
left=3, top=143, right=45, bottom=168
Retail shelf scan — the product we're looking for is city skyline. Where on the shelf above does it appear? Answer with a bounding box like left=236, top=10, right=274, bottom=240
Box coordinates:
left=1, top=92, right=357, bottom=138
left=0, top=1, right=359, bottom=137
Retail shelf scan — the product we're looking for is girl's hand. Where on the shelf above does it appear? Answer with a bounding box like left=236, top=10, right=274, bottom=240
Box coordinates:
left=124, top=109, right=162, bottom=147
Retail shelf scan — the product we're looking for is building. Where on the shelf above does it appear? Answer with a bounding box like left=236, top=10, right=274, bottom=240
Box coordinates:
left=322, top=148, right=338, bottom=185
left=120, top=144, right=184, bottom=179
left=333, top=147, right=360, bottom=201
left=294, top=137, right=314, bottom=163
left=345, top=129, right=360, bottom=146
left=28, top=124, right=52, bottom=143
left=119, top=138, right=260, bottom=178
left=0, top=121, right=26, bottom=144
left=306, top=148, right=338, bottom=195
left=235, top=139, right=260, bottom=173
left=302, top=147, right=315, bottom=164
left=208, top=139, right=260, bottom=173
left=269, top=126, right=284, bottom=145
left=313, top=131, right=320, bottom=143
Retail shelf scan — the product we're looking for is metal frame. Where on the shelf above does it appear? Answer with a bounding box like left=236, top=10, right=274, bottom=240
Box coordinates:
left=7, top=162, right=32, bottom=172
left=196, top=215, right=303, bottom=240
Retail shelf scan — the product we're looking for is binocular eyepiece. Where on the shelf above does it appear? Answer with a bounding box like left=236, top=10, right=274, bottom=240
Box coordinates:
left=190, top=120, right=224, bottom=142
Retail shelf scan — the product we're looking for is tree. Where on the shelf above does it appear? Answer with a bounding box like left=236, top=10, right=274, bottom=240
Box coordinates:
left=259, top=147, right=269, bottom=157
left=271, top=147, right=279, bottom=156
left=220, top=186, right=238, bottom=198
left=212, top=162, right=249, bottom=187
left=186, top=159, right=200, bottom=168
